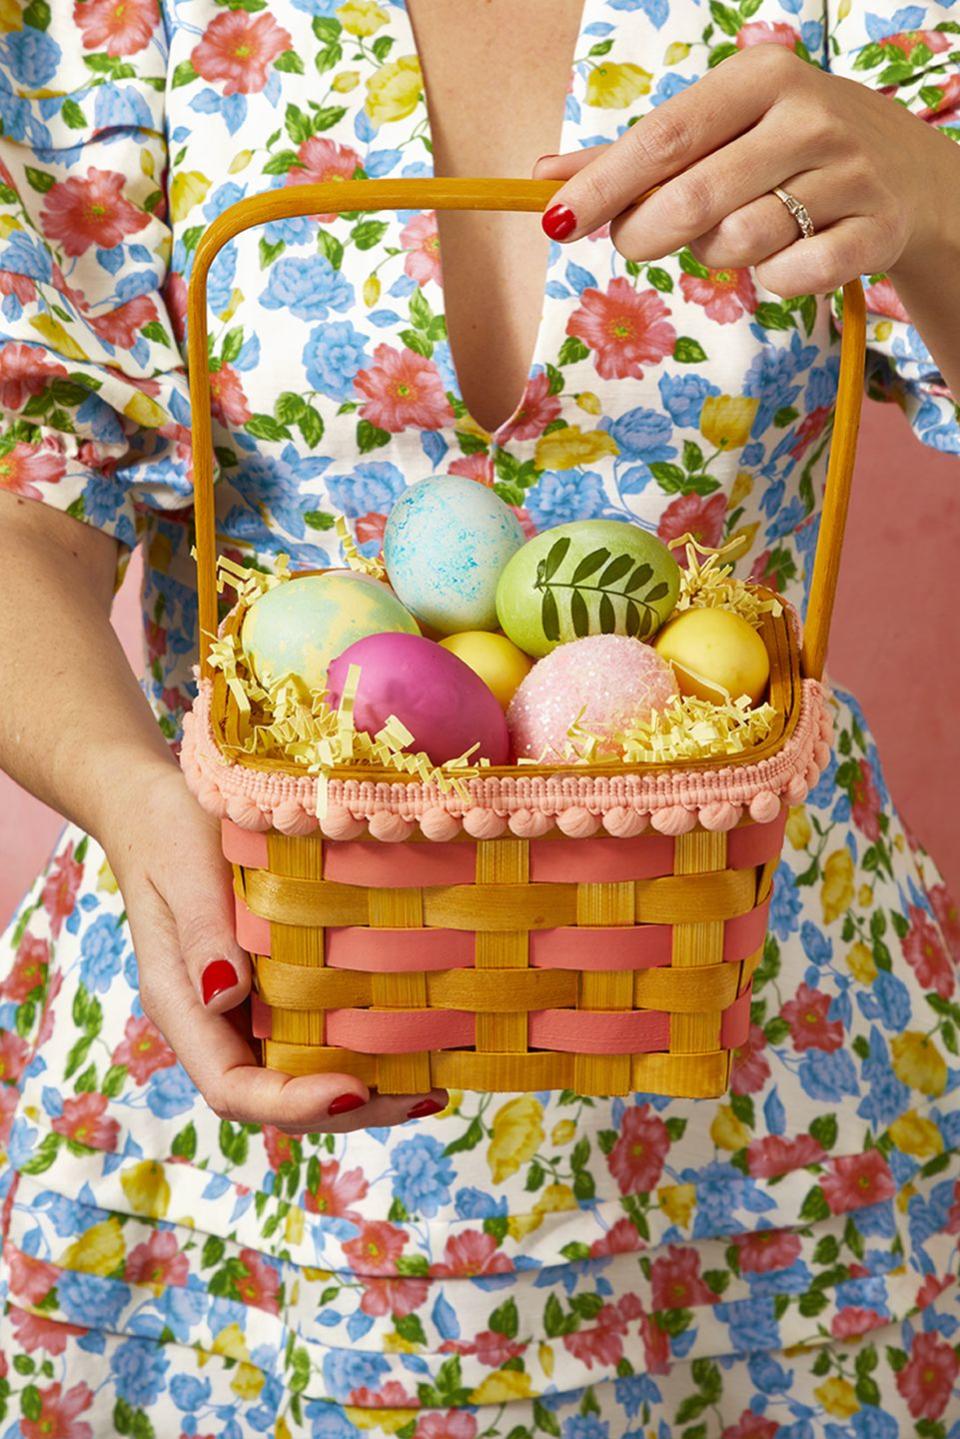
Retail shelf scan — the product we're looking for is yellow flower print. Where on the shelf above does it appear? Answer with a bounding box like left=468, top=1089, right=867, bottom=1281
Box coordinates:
left=551, top=1119, right=577, bottom=1146
left=786, top=806, right=812, bottom=850
left=891, top=1033, right=948, bottom=1097
left=814, top=1377, right=859, bottom=1419
left=0, top=0, right=21, bottom=32
left=120, top=1159, right=171, bottom=1219
left=534, top=1183, right=577, bottom=1216
left=97, top=858, right=119, bottom=894
left=470, top=1369, right=533, bottom=1404
left=384, top=1329, right=420, bottom=1354
left=658, top=1183, right=696, bottom=1228
left=845, top=942, right=877, bottom=985
left=337, top=0, right=389, bottom=36
left=365, top=56, right=423, bottom=127
left=506, top=1210, right=543, bottom=1240
left=363, top=275, right=381, bottom=307
left=346, top=1408, right=411, bottom=1434
left=729, top=469, right=754, bottom=508
left=61, top=1217, right=125, bottom=1277
left=821, top=848, right=854, bottom=925
left=228, top=149, right=254, bottom=174
left=285, top=1206, right=305, bottom=1246
left=539, top=1342, right=555, bottom=1377
left=232, top=1363, right=265, bottom=1400
left=534, top=425, right=619, bottom=471
left=124, top=390, right=169, bottom=429
left=205, top=1322, right=248, bottom=1364
left=586, top=62, right=652, bottom=108
left=710, top=1105, right=750, bottom=1151
left=170, top=171, right=211, bottom=223
left=699, top=395, right=760, bottom=451
left=30, top=314, right=88, bottom=363
left=858, top=884, right=874, bottom=907
left=888, top=1111, right=944, bottom=1159
left=664, top=42, right=691, bottom=64
left=332, top=70, right=361, bottom=93
left=277, top=1420, right=293, bottom=1439
left=488, top=1094, right=544, bottom=1183
left=576, top=391, right=602, bottom=415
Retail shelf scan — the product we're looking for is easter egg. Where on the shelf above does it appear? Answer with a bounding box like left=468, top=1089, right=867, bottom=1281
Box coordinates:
left=241, top=571, right=419, bottom=693
left=383, top=476, right=525, bottom=634
left=507, top=635, right=679, bottom=760
left=326, top=631, right=510, bottom=766
left=496, top=520, right=681, bottom=658
left=653, top=607, right=770, bottom=704
left=438, top=631, right=533, bottom=711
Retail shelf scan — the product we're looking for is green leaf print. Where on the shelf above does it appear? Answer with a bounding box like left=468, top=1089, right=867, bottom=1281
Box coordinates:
left=357, top=419, right=391, bottom=453
left=18, top=1133, right=61, bottom=1177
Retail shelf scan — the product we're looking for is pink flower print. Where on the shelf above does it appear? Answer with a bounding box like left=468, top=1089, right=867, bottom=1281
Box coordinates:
left=680, top=267, right=756, bottom=325
left=789, top=405, right=831, bottom=462
left=0, top=1086, right=17, bottom=1146
left=358, top=1275, right=429, bottom=1317
left=164, top=272, right=188, bottom=344
left=8, top=1246, right=59, bottom=1305
left=51, top=1093, right=120, bottom=1152
left=830, top=1306, right=886, bottom=1339
left=607, top=1104, right=670, bottom=1194
left=415, top=1414, right=478, bottom=1439
left=562, top=1300, right=629, bottom=1368
left=930, top=884, right=960, bottom=959
left=881, top=29, right=952, bottom=56
left=567, top=278, right=676, bottom=380
left=448, top=453, right=495, bottom=485
left=865, top=277, right=910, bottom=324
left=401, top=212, right=442, bottom=287
left=903, top=904, right=955, bottom=1000
left=736, top=21, right=801, bottom=49
left=0, top=271, right=37, bottom=306
left=9, top=1305, right=87, bottom=1356
left=191, top=11, right=292, bottom=95
left=650, top=1246, right=718, bottom=1309
left=430, top=1230, right=513, bottom=1279
left=849, top=757, right=882, bottom=841
left=746, top=1133, right=825, bottom=1179
left=498, top=371, right=562, bottom=443
left=731, top=1024, right=771, bottom=1095
left=235, top=1248, right=281, bottom=1314
left=285, top=138, right=363, bottom=219
left=343, top=1220, right=408, bottom=1275
left=733, top=1227, right=803, bottom=1274
left=0, top=1030, right=29, bottom=1085
left=0, top=442, right=66, bottom=500
left=349, top=1381, right=415, bottom=1409
left=74, top=0, right=159, bottom=57
left=41, top=169, right=150, bottom=258
left=821, top=1151, right=895, bottom=1215
left=721, top=1414, right=781, bottom=1439
left=42, top=843, right=83, bottom=937
left=354, top=512, right=388, bottom=552
left=112, top=1013, right=176, bottom=1084
left=304, top=1158, right=368, bottom=1222
left=125, top=1230, right=189, bottom=1291
left=657, top=492, right=727, bottom=561
left=589, top=1217, right=642, bottom=1257
left=0, top=344, right=69, bottom=411
left=1, top=933, right=49, bottom=1001
left=896, top=1330, right=960, bottom=1420
left=20, top=1382, right=94, bottom=1439
left=780, top=983, right=844, bottom=1052
left=86, top=294, right=158, bottom=350
left=209, top=363, right=252, bottom=426
left=919, top=73, right=960, bottom=123
left=355, top=343, right=455, bottom=432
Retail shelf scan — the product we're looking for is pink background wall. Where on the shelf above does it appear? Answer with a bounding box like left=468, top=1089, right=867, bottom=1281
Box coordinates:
left=1, top=398, right=958, bottom=924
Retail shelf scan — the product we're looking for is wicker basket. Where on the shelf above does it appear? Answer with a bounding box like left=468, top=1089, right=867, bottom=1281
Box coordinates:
left=182, top=178, right=866, bottom=1098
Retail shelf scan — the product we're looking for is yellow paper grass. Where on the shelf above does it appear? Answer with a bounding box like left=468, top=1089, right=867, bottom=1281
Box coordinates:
left=207, top=555, right=482, bottom=800
left=669, top=532, right=783, bottom=630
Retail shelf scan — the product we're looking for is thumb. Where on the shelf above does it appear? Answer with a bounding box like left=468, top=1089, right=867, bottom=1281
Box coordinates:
left=169, top=836, right=252, bottom=1014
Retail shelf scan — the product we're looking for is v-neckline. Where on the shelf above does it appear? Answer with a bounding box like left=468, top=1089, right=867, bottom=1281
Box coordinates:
left=399, top=0, right=590, bottom=445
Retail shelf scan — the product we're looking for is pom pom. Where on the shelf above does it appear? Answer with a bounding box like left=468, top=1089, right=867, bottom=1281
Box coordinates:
left=603, top=807, right=650, bottom=838
left=420, top=807, right=461, bottom=841
left=368, top=811, right=415, bottom=843
left=320, top=805, right=367, bottom=840
left=699, top=800, right=742, bottom=832
left=463, top=807, right=507, bottom=839
left=556, top=806, right=600, bottom=838
left=749, top=791, right=781, bottom=824
left=226, top=796, right=271, bottom=831
left=650, top=805, right=697, bottom=835
left=508, top=808, right=554, bottom=838
left=785, top=772, right=809, bottom=805
left=273, top=799, right=317, bottom=836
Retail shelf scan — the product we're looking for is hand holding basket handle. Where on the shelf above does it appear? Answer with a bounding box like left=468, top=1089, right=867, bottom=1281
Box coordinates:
left=183, top=179, right=866, bottom=1101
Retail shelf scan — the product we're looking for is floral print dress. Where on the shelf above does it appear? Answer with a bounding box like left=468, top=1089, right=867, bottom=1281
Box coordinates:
left=1, top=1, right=960, bottom=1435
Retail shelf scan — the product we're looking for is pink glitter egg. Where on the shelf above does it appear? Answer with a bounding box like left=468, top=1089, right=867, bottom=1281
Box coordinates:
left=507, top=635, right=679, bottom=760
left=326, top=631, right=510, bottom=766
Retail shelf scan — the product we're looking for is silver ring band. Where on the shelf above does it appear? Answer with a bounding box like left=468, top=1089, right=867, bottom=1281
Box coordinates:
left=772, top=187, right=815, bottom=240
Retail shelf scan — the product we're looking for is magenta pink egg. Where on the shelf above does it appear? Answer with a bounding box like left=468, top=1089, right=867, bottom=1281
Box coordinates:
left=326, top=632, right=510, bottom=766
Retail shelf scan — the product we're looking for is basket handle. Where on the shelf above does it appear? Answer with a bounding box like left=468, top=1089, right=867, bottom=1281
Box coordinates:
left=187, top=177, right=865, bottom=683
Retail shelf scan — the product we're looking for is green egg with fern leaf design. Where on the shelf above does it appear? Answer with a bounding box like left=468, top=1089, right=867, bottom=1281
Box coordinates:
left=495, top=520, right=681, bottom=658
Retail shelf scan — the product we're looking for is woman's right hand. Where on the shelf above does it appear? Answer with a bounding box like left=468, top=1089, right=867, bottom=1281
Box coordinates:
left=105, top=764, right=449, bottom=1135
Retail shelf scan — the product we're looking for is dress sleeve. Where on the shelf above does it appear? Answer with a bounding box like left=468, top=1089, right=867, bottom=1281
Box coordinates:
left=827, top=0, right=960, bottom=454
left=0, top=5, right=191, bottom=549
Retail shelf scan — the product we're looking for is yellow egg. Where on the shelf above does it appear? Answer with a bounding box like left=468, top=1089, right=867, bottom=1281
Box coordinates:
left=653, top=607, right=770, bottom=705
left=438, top=631, right=533, bottom=711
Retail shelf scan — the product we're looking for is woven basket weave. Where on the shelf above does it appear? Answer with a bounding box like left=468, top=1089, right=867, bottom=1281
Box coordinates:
left=183, top=178, right=865, bottom=1098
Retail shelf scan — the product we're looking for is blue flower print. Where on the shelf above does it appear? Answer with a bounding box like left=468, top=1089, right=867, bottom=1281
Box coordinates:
left=525, top=469, right=609, bottom=528
left=600, top=405, right=676, bottom=461
left=79, top=914, right=126, bottom=994
left=111, top=1338, right=170, bottom=1408
left=390, top=1133, right=454, bottom=1218
left=321, top=1350, right=391, bottom=1403
left=58, top=1270, right=129, bottom=1329
left=769, top=863, right=802, bottom=941
left=261, top=255, right=354, bottom=321
left=798, top=1047, right=859, bottom=1101
left=325, top=461, right=407, bottom=517
left=304, top=320, right=370, bottom=400
left=2, top=27, right=61, bottom=88
left=147, top=1065, right=198, bottom=1119
left=562, top=1416, right=610, bottom=1439
left=657, top=372, right=720, bottom=428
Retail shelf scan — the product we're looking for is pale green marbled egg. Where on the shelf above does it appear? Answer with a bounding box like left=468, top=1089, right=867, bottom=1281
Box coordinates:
left=241, top=571, right=420, bottom=694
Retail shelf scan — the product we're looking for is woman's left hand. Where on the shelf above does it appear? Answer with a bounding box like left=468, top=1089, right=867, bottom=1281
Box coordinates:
left=534, top=42, right=957, bottom=297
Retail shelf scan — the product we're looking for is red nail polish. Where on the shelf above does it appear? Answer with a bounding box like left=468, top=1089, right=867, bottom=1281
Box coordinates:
left=328, top=1092, right=366, bottom=1116
left=542, top=203, right=576, bottom=240
left=201, top=958, right=238, bottom=1005
left=406, top=1098, right=444, bottom=1120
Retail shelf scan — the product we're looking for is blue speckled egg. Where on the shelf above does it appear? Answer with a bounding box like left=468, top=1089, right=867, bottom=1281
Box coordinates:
left=241, top=570, right=420, bottom=694
left=383, top=476, right=525, bottom=634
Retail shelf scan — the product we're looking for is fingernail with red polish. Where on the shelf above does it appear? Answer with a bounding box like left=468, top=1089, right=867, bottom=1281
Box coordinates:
left=328, top=1092, right=366, bottom=1116
left=542, top=203, right=577, bottom=241
left=201, top=959, right=238, bottom=1005
left=406, top=1098, right=444, bottom=1120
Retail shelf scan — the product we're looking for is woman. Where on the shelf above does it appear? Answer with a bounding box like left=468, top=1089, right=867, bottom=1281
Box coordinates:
left=0, top=0, right=958, bottom=1432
